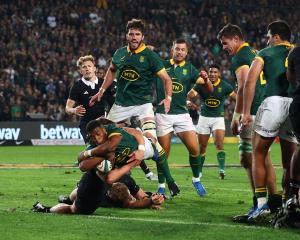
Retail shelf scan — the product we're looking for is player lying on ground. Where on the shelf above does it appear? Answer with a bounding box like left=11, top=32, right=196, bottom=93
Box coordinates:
left=32, top=162, right=164, bottom=215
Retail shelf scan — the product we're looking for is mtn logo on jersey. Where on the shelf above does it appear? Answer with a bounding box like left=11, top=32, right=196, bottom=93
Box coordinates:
left=172, top=82, right=183, bottom=93
left=205, top=98, right=220, bottom=107
left=121, top=67, right=140, bottom=81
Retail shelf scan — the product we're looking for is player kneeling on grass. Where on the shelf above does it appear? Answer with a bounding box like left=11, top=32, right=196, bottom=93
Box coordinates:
left=32, top=159, right=164, bottom=214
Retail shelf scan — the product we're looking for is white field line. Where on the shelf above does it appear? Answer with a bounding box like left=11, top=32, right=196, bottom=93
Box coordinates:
left=0, top=163, right=282, bottom=169
left=0, top=208, right=267, bottom=230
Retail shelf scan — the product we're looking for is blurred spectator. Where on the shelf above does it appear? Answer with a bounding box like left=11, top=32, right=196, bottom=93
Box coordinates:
left=0, top=0, right=299, bottom=122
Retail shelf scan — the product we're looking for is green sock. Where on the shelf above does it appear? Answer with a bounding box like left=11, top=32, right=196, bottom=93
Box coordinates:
left=255, top=187, right=267, bottom=199
left=156, top=150, right=174, bottom=184
left=156, top=160, right=166, bottom=184
left=189, top=155, right=201, bottom=178
left=199, top=154, right=205, bottom=173
left=217, top=151, right=225, bottom=172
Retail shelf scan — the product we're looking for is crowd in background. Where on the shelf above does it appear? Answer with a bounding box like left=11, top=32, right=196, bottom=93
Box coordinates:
left=0, top=0, right=299, bottom=122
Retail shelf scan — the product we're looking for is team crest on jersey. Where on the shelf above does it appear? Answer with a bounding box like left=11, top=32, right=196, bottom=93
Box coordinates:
left=205, top=98, right=220, bottom=107
left=121, top=66, right=140, bottom=81
left=218, top=87, right=222, bottom=93
left=139, top=56, right=145, bottom=63
left=172, top=82, right=183, bottom=93
left=182, top=69, right=187, bottom=75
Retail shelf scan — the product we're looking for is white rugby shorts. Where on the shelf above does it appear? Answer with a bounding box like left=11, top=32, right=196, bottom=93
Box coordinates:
left=156, top=113, right=195, bottom=137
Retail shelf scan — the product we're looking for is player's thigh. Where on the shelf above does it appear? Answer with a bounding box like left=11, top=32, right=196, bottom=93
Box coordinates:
left=289, top=98, right=300, bottom=143
left=177, top=130, right=199, bottom=155
left=75, top=170, right=107, bottom=214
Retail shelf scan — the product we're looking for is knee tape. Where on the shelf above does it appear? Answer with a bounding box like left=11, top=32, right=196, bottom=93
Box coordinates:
left=142, top=120, right=157, bottom=138
left=238, top=139, right=252, bottom=154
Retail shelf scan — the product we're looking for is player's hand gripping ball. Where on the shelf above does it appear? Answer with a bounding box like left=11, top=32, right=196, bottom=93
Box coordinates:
left=96, top=160, right=112, bottom=173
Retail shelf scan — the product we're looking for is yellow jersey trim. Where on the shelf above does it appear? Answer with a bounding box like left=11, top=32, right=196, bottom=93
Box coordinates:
left=213, top=78, right=221, bottom=87
left=236, top=42, right=249, bottom=54
left=277, top=42, right=293, bottom=48
left=235, top=64, right=249, bottom=74
left=127, top=43, right=147, bottom=54
left=156, top=68, right=166, bottom=76
left=229, top=91, right=235, bottom=96
left=255, top=56, right=264, bottom=64
left=170, top=59, right=186, bottom=67
left=108, top=133, right=122, bottom=138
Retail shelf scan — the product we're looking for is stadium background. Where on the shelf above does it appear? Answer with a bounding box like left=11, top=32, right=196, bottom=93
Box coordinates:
left=0, top=0, right=299, bottom=142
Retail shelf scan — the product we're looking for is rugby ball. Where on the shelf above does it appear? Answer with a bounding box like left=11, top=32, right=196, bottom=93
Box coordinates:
left=96, top=160, right=112, bottom=173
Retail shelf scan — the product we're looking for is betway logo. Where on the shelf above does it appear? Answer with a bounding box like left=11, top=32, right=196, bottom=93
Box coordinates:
left=40, top=124, right=82, bottom=139
left=0, top=128, right=20, bottom=140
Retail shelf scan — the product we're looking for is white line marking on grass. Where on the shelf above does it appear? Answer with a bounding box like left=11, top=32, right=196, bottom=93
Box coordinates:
left=0, top=209, right=268, bottom=230
left=87, top=214, right=267, bottom=230
left=0, top=209, right=270, bottom=230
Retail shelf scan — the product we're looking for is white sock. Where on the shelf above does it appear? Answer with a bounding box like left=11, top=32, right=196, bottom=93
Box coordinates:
left=192, top=177, right=200, bottom=183
left=257, top=197, right=267, bottom=208
left=146, top=172, right=153, bottom=177
left=159, top=183, right=165, bottom=188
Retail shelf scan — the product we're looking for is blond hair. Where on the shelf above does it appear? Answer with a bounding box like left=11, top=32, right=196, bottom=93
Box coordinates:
left=76, top=55, right=96, bottom=67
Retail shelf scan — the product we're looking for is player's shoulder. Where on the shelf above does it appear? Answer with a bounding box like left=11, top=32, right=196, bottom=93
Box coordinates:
left=70, top=78, right=84, bottom=88
left=114, top=46, right=128, bottom=56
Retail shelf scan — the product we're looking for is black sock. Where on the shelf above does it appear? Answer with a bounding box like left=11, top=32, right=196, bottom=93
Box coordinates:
left=140, top=160, right=151, bottom=175
left=289, top=179, right=300, bottom=200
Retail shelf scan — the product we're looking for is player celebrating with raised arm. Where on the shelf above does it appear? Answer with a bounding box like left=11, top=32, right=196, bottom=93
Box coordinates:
left=155, top=38, right=213, bottom=196
left=242, top=20, right=298, bottom=221
left=187, top=64, right=236, bottom=180
left=218, top=24, right=276, bottom=222
left=89, top=19, right=179, bottom=196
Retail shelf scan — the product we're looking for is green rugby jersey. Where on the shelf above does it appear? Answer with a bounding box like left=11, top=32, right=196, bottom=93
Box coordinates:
left=112, top=43, right=165, bottom=106
left=104, top=124, right=138, bottom=167
left=256, top=43, right=294, bottom=97
left=193, top=78, right=234, bottom=117
left=230, top=43, right=266, bottom=115
left=156, top=59, right=199, bottom=114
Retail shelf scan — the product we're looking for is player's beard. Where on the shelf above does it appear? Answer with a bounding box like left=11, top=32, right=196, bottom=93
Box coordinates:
left=129, top=40, right=142, bottom=51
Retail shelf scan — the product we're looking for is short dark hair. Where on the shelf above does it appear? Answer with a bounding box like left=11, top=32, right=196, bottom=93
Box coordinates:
left=172, top=38, right=189, bottom=49
left=86, top=120, right=103, bottom=134
left=86, top=118, right=115, bottom=133
left=126, top=19, right=145, bottom=34
left=217, top=24, right=244, bottom=41
left=209, top=64, right=221, bottom=71
left=268, top=20, right=291, bottom=41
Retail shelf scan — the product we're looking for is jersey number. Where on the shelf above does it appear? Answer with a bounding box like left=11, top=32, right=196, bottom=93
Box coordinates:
left=259, top=72, right=267, bottom=85
left=115, top=148, right=131, bottom=163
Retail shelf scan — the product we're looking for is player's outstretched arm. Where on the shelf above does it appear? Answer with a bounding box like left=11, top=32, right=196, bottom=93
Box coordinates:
left=106, top=159, right=140, bottom=184
left=89, top=63, right=117, bottom=106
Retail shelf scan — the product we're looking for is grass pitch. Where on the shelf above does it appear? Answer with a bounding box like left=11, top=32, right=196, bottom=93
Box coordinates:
left=0, top=143, right=299, bottom=240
